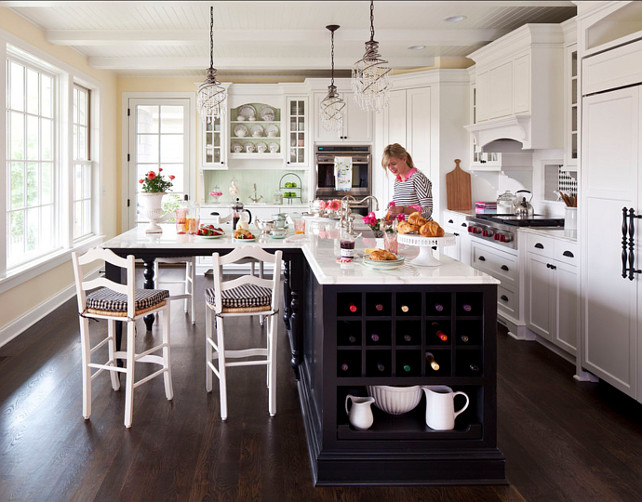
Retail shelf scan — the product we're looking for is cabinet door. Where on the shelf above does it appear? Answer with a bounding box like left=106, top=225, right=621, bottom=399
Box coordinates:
left=513, top=54, right=530, bottom=114
left=387, top=90, right=407, bottom=146
left=202, top=114, right=227, bottom=168
left=286, top=97, right=309, bottom=167
left=526, top=253, right=553, bottom=340
left=582, top=87, right=639, bottom=396
left=406, top=87, right=431, bottom=178
left=344, top=93, right=374, bottom=142
left=476, top=71, right=490, bottom=122
left=489, top=62, right=513, bottom=119
left=555, top=261, right=578, bottom=355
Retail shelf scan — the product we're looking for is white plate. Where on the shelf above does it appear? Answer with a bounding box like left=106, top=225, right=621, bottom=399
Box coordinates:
left=260, top=106, right=275, bottom=121
left=363, top=254, right=405, bottom=267
left=243, top=142, right=256, bottom=153
left=250, top=124, right=264, bottom=137
left=233, top=237, right=256, bottom=242
left=234, top=124, right=248, bottom=138
left=237, top=105, right=256, bottom=121
left=197, top=233, right=225, bottom=239
left=266, top=124, right=279, bottom=137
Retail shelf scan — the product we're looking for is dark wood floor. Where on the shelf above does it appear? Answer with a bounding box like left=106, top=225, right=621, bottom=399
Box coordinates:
left=1, top=270, right=642, bottom=502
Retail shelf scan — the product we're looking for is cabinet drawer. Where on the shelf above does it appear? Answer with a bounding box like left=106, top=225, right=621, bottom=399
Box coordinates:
left=554, top=240, right=578, bottom=265
left=583, top=38, right=642, bottom=95
left=442, top=211, right=469, bottom=232
left=497, top=285, right=518, bottom=318
left=471, top=242, right=517, bottom=285
left=525, top=234, right=556, bottom=257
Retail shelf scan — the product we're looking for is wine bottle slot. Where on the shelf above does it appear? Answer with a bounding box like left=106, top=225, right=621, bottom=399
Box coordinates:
left=402, top=364, right=412, bottom=373
left=375, top=303, right=384, bottom=312
left=400, top=304, right=410, bottom=313
left=469, top=364, right=480, bottom=372
left=437, top=331, right=448, bottom=342
left=347, top=335, right=357, bottom=344
left=349, top=303, right=358, bottom=313
left=460, top=335, right=470, bottom=343
left=434, top=303, right=444, bottom=312
left=461, top=303, right=472, bottom=312
left=376, top=362, right=386, bottom=372
left=370, top=333, right=380, bottom=342
left=425, top=352, right=440, bottom=371
left=340, top=362, right=349, bottom=372
left=403, top=334, right=412, bottom=342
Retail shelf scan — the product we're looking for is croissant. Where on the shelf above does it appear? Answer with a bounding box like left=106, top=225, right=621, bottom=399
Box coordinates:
left=397, top=221, right=420, bottom=234
left=419, top=221, right=445, bottom=237
left=369, top=249, right=397, bottom=261
left=408, top=211, right=428, bottom=226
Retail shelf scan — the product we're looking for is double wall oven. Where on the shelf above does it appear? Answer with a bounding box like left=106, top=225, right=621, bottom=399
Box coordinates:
left=315, top=145, right=372, bottom=214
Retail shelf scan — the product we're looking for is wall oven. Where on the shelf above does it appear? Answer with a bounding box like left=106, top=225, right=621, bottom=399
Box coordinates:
left=315, top=145, right=372, bottom=213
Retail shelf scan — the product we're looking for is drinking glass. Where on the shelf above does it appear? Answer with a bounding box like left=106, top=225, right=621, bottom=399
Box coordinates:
left=294, top=218, right=306, bottom=234
left=384, top=231, right=398, bottom=254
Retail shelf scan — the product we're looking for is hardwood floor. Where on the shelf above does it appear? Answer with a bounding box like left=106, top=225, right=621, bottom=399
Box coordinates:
left=1, top=270, right=641, bottom=501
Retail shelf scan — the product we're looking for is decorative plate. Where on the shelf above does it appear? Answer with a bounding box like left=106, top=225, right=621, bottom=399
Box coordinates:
left=256, top=142, right=268, bottom=153
left=243, top=142, right=256, bottom=153
left=250, top=124, right=264, bottom=138
left=260, top=106, right=275, bottom=121
left=237, top=105, right=256, bottom=121
left=268, top=142, right=280, bottom=153
left=266, top=124, right=279, bottom=138
left=233, top=237, right=256, bottom=242
left=233, top=124, right=248, bottom=138
left=232, top=142, right=243, bottom=153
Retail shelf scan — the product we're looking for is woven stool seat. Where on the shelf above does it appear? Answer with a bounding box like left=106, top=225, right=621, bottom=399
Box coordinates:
left=205, top=285, right=271, bottom=309
left=86, top=287, right=169, bottom=312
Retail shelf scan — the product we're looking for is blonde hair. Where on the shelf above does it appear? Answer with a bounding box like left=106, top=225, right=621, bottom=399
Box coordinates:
left=381, top=143, right=415, bottom=171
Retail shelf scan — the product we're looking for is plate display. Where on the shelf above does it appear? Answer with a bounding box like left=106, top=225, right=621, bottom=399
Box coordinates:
left=234, top=124, right=248, bottom=138
left=260, top=106, right=275, bottom=121
left=266, top=124, right=279, bottom=138
left=243, top=142, right=255, bottom=153
left=268, top=142, right=280, bottom=153
left=250, top=124, right=264, bottom=137
left=237, top=105, right=256, bottom=121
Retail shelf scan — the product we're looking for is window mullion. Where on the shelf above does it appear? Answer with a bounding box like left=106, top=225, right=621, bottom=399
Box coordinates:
left=0, top=42, right=7, bottom=276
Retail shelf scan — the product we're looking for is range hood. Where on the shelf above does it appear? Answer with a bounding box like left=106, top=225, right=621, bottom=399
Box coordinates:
left=465, top=115, right=532, bottom=151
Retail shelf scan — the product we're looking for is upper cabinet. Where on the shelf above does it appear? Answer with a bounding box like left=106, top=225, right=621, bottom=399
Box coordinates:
left=285, top=96, right=310, bottom=168
left=313, top=89, right=374, bottom=144
left=202, top=114, right=227, bottom=169
left=228, top=99, right=283, bottom=159
left=562, top=17, right=578, bottom=171
left=466, top=24, right=565, bottom=150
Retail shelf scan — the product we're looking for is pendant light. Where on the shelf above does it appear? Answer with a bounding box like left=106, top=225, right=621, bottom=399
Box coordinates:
left=197, top=5, right=226, bottom=119
left=320, top=25, right=346, bottom=131
left=351, top=0, right=391, bottom=112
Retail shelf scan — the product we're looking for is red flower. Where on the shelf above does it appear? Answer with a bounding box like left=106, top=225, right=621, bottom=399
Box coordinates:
left=158, top=167, right=163, bottom=172
left=147, top=171, right=156, bottom=180
left=138, top=179, right=144, bottom=183
left=168, top=175, right=175, bottom=180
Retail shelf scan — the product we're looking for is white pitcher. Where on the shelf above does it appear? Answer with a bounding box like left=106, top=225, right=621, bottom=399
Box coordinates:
left=422, top=385, right=469, bottom=431
left=345, top=395, right=375, bottom=430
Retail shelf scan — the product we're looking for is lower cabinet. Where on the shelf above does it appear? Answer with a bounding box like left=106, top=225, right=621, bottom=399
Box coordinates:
left=442, top=210, right=471, bottom=265
left=299, top=273, right=505, bottom=485
left=524, top=234, right=578, bottom=356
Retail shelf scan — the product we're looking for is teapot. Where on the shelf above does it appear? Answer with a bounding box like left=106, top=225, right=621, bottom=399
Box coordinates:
left=497, top=190, right=516, bottom=215
left=514, top=190, right=534, bottom=219
left=232, top=198, right=252, bottom=230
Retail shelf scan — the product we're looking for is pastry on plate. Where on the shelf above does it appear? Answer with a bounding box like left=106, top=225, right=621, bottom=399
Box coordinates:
left=369, top=249, right=397, bottom=261
left=408, top=211, right=428, bottom=226
left=397, top=221, right=420, bottom=234
left=419, top=221, right=445, bottom=237
left=234, top=228, right=254, bottom=239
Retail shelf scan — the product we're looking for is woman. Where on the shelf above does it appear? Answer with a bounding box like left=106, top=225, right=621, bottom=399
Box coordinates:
left=382, top=143, right=433, bottom=223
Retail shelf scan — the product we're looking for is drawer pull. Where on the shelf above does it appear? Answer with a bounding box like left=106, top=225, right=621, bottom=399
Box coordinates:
left=448, top=219, right=454, bottom=224
left=500, top=265, right=509, bottom=271
left=454, top=232, right=459, bottom=237
left=550, top=264, right=557, bottom=270
left=461, top=222, right=468, bottom=227
left=500, top=295, right=509, bottom=302
left=478, top=256, right=486, bottom=261
left=563, top=250, right=574, bottom=258
left=534, top=243, right=544, bottom=249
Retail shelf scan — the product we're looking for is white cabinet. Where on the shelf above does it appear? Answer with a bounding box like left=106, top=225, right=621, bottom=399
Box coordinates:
left=441, top=210, right=471, bottom=265
left=524, top=234, right=578, bottom=356
left=228, top=98, right=283, bottom=160
left=201, top=114, right=227, bottom=169
left=313, top=91, right=373, bottom=143
left=285, top=96, right=309, bottom=168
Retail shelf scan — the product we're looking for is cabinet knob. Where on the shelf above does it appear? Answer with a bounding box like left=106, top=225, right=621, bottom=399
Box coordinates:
left=454, top=232, right=459, bottom=237
left=448, top=219, right=454, bottom=224
left=563, top=250, right=574, bottom=257
left=461, top=222, right=468, bottom=227
left=500, top=295, right=509, bottom=302
left=478, top=256, right=486, bottom=261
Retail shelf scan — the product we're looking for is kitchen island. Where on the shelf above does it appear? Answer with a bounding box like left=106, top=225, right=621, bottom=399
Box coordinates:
left=102, top=225, right=504, bottom=486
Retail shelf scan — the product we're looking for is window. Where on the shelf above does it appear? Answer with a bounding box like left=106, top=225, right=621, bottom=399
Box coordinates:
left=72, top=84, right=92, bottom=240
left=6, top=57, right=56, bottom=268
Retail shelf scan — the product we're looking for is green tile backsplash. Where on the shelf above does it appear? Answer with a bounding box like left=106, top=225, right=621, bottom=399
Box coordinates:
left=203, top=169, right=308, bottom=204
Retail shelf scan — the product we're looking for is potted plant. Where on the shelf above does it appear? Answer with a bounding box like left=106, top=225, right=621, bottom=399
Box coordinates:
left=138, top=168, right=175, bottom=233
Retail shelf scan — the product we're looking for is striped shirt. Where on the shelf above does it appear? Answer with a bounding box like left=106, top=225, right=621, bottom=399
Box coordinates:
left=392, top=170, right=433, bottom=220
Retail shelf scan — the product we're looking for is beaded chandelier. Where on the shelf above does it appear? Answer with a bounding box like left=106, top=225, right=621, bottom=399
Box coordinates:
left=320, top=25, right=346, bottom=131
left=197, top=5, right=226, bottom=119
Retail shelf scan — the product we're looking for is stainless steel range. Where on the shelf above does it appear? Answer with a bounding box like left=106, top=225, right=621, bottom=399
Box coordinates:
left=465, top=214, right=565, bottom=249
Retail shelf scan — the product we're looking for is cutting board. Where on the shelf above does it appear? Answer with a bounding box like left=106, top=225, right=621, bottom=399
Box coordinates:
left=446, top=159, right=472, bottom=211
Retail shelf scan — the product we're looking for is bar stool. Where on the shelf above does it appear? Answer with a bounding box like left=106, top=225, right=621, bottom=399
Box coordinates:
left=154, top=257, right=195, bottom=325
left=72, top=247, right=174, bottom=428
left=204, top=246, right=282, bottom=420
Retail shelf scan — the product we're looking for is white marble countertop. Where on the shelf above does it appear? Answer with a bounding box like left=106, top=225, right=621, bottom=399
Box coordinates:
left=102, top=224, right=499, bottom=286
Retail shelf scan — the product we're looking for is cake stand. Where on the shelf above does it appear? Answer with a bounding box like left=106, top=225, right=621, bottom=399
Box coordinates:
left=397, top=233, right=456, bottom=267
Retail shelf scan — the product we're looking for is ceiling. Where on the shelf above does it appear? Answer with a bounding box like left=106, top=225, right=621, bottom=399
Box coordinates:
left=2, top=1, right=577, bottom=78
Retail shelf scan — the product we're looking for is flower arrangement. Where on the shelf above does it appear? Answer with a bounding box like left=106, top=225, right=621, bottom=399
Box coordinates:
left=139, top=168, right=174, bottom=193
left=362, top=211, right=383, bottom=233
left=319, top=199, right=342, bottom=212
left=387, top=201, right=422, bottom=222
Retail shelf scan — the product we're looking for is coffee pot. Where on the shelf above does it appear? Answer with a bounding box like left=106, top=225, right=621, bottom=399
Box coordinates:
left=514, top=190, right=534, bottom=219
left=231, top=198, right=252, bottom=230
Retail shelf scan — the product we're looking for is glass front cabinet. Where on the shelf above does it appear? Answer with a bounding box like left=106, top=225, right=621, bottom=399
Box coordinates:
left=201, top=114, right=227, bottom=169
left=286, top=96, right=309, bottom=167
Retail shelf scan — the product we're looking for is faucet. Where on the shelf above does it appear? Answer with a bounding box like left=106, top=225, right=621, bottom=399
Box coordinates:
left=340, top=195, right=380, bottom=234
left=248, top=183, right=263, bottom=203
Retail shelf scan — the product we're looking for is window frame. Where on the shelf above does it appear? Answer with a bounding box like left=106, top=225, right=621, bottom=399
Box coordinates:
left=0, top=28, right=103, bottom=293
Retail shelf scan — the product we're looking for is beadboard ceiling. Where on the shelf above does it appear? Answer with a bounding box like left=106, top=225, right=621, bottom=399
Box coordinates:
left=1, top=1, right=577, bottom=78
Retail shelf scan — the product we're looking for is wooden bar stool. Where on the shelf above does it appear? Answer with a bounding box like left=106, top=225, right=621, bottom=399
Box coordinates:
left=72, top=247, right=174, bottom=428
left=205, top=246, right=282, bottom=420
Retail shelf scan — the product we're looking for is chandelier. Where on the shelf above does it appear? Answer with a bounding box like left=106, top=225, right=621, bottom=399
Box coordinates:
left=320, top=25, right=346, bottom=132
left=197, top=5, right=226, bottom=119
left=351, top=0, right=391, bottom=112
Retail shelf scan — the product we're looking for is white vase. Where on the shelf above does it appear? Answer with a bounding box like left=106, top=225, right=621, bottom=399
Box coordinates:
left=138, top=192, right=166, bottom=233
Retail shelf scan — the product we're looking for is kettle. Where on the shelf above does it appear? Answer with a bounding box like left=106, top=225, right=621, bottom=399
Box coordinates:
left=497, top=190, right=516, bottom=215
left=231, top=198, right=252, bottom=230
left=514, top=190, right=534, bottom=219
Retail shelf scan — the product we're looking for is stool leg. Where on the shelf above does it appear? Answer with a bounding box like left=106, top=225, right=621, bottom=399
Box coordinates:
left=124, top=321, right=136, bottom=428
left=268, top=315, right=277, bottom=417
left=80, top=317, right=92, bottom=420
left=107, top=320, right=120, bottom=391
left=216, top=316, right=228, bottom=421
left=205, top=307, right=213, bottom=392
left=182, top=262, right=189, bottom=314
left=188, top=259, right=195, bottom=325
left=161, top=307, right=173, bottom=401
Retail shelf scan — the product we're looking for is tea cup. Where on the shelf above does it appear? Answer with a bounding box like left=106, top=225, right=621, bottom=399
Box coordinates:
left=233, top=143, right=243, bottom=153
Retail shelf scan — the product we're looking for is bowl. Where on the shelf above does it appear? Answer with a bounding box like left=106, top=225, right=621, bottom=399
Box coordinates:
left=367, top=385, right=422, bottom=415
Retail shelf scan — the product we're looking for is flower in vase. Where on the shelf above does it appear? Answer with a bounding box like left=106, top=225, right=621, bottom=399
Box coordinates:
left=139, top=170, right=174, bottom=193
left=318, top=200, right=328, bottom=210
left=328, top=199, right=341, bottom=212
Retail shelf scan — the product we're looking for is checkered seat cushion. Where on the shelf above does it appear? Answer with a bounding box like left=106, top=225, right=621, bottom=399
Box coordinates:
left=85, top=288, right=169, bottom=316
left=205, top=285, right=272, bottom=312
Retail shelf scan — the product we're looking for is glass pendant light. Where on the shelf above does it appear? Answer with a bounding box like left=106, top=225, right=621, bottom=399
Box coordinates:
left=351, top=0, right=391, bottom=112
left=197, top=5, right=226, bottom=119
left=320, top=25, right=346, bottom=132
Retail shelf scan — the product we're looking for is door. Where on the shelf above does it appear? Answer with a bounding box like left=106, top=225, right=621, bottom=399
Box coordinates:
left=126, top=98, right=192, bottom=229
left=582, top=86, right=639, bottom=396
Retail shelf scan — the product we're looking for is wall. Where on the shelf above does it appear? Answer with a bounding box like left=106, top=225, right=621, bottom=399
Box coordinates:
left=0, top=8, right=118, bottom=344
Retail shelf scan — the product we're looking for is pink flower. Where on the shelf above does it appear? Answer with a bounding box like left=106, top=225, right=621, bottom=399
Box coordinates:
left=396, top=213, right=406, bottom=222
left=138, top=179, right=144, bottom=183
left=319, top=200, right=327, bottom=210
left=168, top=175, right=175, bottom=180
left=388, top=201, right=396, bottom=208
left=158, top=167, right=163, bottom=172
left=328, top=199, right=341, bottom=211
left=147, top=171, right=156, bottom=180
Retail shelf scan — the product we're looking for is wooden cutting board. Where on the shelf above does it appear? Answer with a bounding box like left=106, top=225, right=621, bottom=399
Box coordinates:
left=446, top=159, right=472, bottom=211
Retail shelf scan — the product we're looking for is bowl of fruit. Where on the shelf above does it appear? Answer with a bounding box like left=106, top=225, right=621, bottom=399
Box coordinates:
left=196, top=224, right=225, bottom=239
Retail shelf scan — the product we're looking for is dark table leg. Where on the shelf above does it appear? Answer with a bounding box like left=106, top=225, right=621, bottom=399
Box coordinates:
left=142, top=257, right=156, bottom=331
left=283, top=260, right=292, bottom=330
left=286, top=255, right=303, bottom=380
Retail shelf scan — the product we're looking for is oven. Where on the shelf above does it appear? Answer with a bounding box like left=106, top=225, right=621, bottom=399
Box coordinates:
left=315, top=145, right=372, bottom=213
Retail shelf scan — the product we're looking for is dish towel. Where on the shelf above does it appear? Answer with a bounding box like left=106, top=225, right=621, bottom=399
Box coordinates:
left=334, top=157, right=353, bottom=191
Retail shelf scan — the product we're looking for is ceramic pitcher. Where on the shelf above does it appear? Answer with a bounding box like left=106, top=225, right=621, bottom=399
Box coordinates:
left=345, top=395, right=375, bottom=430
left=422, top=385, right=469, bottom=431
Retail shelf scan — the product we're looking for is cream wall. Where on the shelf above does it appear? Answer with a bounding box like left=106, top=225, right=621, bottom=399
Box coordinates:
left=0, top=8, right=118, bottom=337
